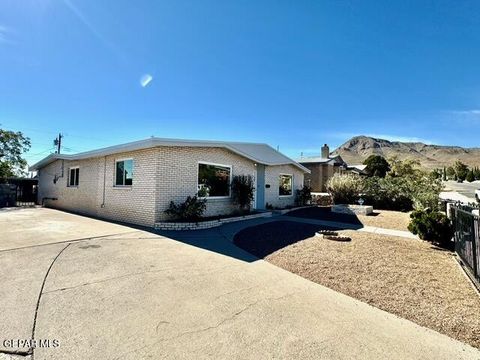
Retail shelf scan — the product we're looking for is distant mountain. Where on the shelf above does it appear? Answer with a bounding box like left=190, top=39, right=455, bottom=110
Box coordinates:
left=332, top=136, right=480, bottom=169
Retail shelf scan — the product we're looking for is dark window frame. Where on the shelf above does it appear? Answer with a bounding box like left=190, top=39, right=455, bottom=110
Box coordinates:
left=197, top=162, right=232, bottom=198
left=68, top=167, right=79, bottom=187
left=279, top=174, right=293, bottom=196
left=115, top=159, right=133, bottom=187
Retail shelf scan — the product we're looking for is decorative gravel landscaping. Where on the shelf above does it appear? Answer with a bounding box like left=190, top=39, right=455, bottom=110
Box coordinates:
left=234, top=221, right=480, bottom=349
left=286, top=206, right=411, bottom=231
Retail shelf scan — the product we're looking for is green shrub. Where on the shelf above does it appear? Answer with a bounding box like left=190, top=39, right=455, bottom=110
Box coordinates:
left=231, top=175, right=255, bottom=212
left=326, top=173, right=363, bottom=204
left=362, top=176, right=413, bottom=211
left=362, top=158, right=442, bottom=212
left=408, top=209, right=453, bottom=248
left=296, top=185, right=312, bottom=206
left=164, top=194, right=207, bottom=221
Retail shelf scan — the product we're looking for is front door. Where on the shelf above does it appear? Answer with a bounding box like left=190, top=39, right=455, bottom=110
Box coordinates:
left=255, top=164, right=266, bottom=210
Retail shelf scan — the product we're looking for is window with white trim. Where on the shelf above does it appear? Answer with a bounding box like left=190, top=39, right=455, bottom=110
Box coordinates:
left=198, top=162, right=231, bottom=197
left=279, top=174, right=293, bottom=196
left=68, top=167, right=79, bottom=187
left=115, top=159, right=133, bottom=186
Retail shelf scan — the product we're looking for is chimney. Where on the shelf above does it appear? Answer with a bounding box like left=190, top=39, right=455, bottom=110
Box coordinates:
left=321, top=144, right=330, bottom=158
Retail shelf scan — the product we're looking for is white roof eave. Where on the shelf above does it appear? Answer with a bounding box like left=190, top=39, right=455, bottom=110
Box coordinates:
left=29, top=138, right=310, bottom=173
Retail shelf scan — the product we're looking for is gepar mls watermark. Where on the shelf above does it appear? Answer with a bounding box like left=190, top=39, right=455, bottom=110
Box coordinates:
left=2, top=338, right=60, bottom=349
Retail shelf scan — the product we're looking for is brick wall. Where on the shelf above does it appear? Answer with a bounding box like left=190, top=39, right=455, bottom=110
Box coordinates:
left=264, top=164, right=304, bottom=209
left=37, top=146, right=306, bottom=226
left=155, top=146, right=256, bottom=221
left=37, top=148, right=158, bottom=227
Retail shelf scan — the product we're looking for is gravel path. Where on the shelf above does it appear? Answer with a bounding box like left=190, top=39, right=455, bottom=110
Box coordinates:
left=286, top=207, right=411, bottom=231
left=234, top=221, right=480, bottom=349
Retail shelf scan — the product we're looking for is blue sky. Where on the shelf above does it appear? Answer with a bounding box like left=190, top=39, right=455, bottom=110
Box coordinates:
left=1, top=0, right=479, bottom=165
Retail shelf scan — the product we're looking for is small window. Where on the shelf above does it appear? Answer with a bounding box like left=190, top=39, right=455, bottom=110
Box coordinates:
left=198, top=163, right=231, bottom=197
left=115, top=159, right=133, bottom=186
left=69, top=167, right=79, bottom=187
left=279, top=174, right=293, bottom=196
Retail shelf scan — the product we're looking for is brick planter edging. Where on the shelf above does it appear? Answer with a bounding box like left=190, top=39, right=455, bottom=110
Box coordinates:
left=155, top=212, right=273, bottom=231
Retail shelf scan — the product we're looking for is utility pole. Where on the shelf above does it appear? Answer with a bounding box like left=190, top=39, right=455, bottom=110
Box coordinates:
left=54, top=133, right=63, bottom=154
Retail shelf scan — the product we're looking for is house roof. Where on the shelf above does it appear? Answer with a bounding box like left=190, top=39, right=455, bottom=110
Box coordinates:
left=296, top=154, right=345, bottom=165
left=29, top=137, right=310, bottom=173
left=347, top=164, right=367, bottom=171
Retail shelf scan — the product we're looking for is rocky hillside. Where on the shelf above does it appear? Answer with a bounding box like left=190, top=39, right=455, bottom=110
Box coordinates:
left=332, top=136, right=480, bottom=169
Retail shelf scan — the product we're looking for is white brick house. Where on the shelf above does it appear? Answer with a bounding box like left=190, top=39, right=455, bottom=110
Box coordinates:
left=30, top=138, right=309, bottom=227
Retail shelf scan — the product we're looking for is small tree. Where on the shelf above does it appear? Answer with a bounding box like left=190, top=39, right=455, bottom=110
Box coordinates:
left=474, top=167, right=480, bottom=180
left=326, top=173, right=363, bottom=204
left=231, top=175, right=254, bottom=213
left=363, top=155, right=390, bottom=178
left=446, top=166, right=455, bottom=180
left=454, top=161, right=468, bottom=182
left=466, top=169, right=475, bottom=182
left=0, top=129, right=31, bottom=178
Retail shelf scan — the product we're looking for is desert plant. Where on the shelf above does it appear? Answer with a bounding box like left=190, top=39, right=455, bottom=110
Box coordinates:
left=296, top=185, right=312, bottom=206
left=408, top=209, right=453, bottom=249
left=326, top=173, right=363, bottom=204
left=164, top=194, right=207, bottom=221
left=231, top=175, right=254, bottom=212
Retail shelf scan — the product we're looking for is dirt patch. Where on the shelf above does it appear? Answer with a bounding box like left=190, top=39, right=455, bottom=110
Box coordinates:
left=358, top=210, right=411, bottom=231
left=235, top=222, right=480, bottom=349
left=286, top=207, right=411, bottom=231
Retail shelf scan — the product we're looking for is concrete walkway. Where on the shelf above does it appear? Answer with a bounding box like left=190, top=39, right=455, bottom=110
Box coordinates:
left=275, top=215, right=419, bottom=240
left=1, top=208, right=478, bottom=359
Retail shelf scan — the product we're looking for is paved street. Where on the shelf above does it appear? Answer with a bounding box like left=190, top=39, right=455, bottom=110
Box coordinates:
left=1, top=208, right=479, bottom=359
left=443, top=180, right=480, bottom=202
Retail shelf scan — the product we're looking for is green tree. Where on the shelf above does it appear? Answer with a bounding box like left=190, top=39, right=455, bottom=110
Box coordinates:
left=446, top=166, right=455, bottom=180
left=388, top=156, right=421, bottom=178
left=363, top=155, right=390, bottom=178
left=362, top=158, right=443, bottom=212
left=474, top=167, right=480, bottom=180
left=454, top=161, right=469, bottom=182
left=442, top=166, right=447, bottom=181
left=0, top=128, right=31, bottom=178
left=430, top=169, right=442, bottom=180
left=466, top=169, right=475, bottom=182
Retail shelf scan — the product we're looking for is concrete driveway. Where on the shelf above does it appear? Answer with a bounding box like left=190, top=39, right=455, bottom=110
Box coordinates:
left=1, top=208, right=479, bottom=360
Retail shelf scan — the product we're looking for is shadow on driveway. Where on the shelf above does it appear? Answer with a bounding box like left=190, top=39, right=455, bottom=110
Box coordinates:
left=285, top=206, right=363, bottom=225
left=233, top=220, right=337, bottom=258
left=154, top=227, right=259, bottom=263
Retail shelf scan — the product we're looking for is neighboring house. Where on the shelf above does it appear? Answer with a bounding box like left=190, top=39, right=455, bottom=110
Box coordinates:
left=30, top=137, right=309, bottom=227
left=346, top=164, right=368, bottom=176
left=297, top=144, right=348, bottom=192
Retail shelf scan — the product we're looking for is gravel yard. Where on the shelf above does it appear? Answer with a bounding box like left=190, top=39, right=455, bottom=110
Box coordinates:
left=234, top=221, right=480, bottom=349
left=286, top=207, right=411, bottom=231
left=357, top=209, right=411, bottom=231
